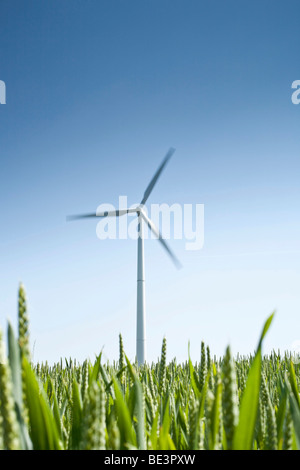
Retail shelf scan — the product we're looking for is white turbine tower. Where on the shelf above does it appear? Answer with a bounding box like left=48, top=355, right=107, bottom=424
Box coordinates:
left=67, top=148, right=181, bottom=366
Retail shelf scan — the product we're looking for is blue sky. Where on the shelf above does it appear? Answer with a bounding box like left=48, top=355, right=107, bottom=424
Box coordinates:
left=0, top=1, right=299, bottom=365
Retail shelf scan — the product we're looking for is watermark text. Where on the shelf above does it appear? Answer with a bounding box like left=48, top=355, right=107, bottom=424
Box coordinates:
left=95, top=196, right=204, bottom=251
left=291, top=80, right=300, bottom=105
left=0, top=80, right=6, bottom=104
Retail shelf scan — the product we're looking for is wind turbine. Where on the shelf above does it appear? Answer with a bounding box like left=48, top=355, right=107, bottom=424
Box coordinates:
left=67, top=147, right=181, bottom=365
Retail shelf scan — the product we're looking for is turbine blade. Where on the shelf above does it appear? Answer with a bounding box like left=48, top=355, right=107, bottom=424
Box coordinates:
left=140, top=211, right=182, bottom=269
left=66, top=208, right=133, bottom=222
left=97, top=209, right=132, bottom=217
left=140, top=147, right=175, bottom=206
left=66, top=213, right=98, bottom=221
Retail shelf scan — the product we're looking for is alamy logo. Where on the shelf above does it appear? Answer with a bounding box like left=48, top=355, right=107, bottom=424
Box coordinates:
left=95, top=196, right=204, bottom=251
left=0, top=80, right=6, bottom=104
left=291, top=80, right=300, bottom=105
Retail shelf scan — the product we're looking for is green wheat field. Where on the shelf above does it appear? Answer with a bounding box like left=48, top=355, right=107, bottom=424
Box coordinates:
left=1, top=283, right=300, bottom=451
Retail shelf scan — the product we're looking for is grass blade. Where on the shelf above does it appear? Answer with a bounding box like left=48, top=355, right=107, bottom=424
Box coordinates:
left=233, top=352, right=262, bottom=449
left=22, top=357, right=62, bottom=450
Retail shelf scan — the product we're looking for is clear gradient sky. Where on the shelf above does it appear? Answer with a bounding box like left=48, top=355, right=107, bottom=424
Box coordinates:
left=0, top=1, right=299, bottom=365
